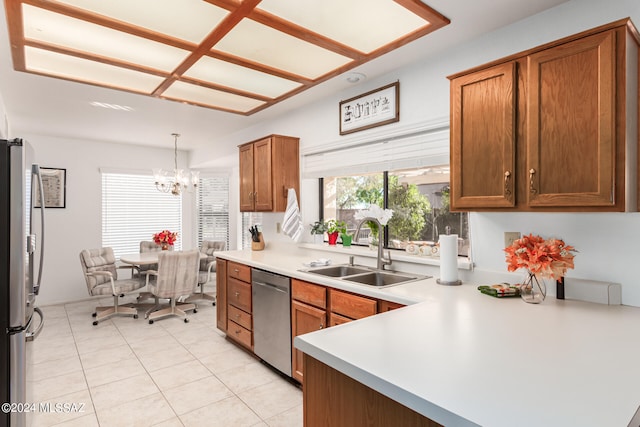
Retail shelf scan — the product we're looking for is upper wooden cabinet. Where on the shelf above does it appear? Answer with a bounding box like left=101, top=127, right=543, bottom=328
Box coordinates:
left=449, top=19, right=639, bottom=212
left=239, top=135, right=300, bottom=212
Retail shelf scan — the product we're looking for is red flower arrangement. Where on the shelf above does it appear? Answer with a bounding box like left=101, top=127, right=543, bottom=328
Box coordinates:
left=153, top=230, right=178, bottom=246
left=504, top=233, right=576, bottom=280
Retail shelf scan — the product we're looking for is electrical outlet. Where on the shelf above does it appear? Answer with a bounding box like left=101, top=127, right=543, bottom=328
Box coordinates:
left=276, top=222, right=281, bottom=233
left=504, top=232, right=521, bottom=248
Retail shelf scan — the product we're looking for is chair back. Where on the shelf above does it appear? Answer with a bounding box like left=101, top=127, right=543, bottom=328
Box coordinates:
left=153, top=251, right=199, bottom=299
left=79, top=247, right=117, bottom=294
left=199, top=240, right=225, bottom=271
left=140, top=241, right=161, bottom=252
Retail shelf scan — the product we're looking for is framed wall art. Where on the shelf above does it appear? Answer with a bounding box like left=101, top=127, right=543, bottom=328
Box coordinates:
left=35, top=167, right=66, bottom=208
left=339, top=81, right=399, bottom=135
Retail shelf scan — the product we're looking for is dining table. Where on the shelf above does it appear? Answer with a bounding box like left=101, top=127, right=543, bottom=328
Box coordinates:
left=119, top=251, right=206, bottom=266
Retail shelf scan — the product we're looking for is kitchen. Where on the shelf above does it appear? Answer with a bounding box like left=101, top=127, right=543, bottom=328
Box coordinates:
left=1, top=0, right=640, bottom=426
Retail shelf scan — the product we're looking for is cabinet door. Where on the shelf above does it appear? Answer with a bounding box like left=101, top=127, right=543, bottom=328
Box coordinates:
left=253, top=138, right=274, bottom=211
left=291, top=300, right=327, bottom=383
left=239, top=144, right=255, bottom=211
left=527, top=30, right=616, bottom=207
left=216, top=259, right=227, bottom=332
left=450, top=61, right=517, bottom=209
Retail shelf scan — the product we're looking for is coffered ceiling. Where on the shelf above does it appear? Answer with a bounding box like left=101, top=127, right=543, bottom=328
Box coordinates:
left=5, top=0, right=449, bottom=115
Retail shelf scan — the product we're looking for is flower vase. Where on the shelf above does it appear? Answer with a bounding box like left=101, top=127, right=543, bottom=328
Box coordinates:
left=327, top=232, right=339, bottom=245
left=161, top=243, right=170, bottom=251
left=520, top=271, right=546, bottom=304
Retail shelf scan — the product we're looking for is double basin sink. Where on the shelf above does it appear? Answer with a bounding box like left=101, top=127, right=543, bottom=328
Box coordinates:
left=302, top=264, right=430, bottom=288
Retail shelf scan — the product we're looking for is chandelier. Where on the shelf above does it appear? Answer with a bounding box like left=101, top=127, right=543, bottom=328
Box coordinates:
left=153, top=133, right=199, bottom=196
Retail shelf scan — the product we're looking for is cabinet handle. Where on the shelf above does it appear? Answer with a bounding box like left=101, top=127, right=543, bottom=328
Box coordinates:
left=529, top=168, right=537, bottom=195
left=236, top=314, right=241, bottom=319
left=253, top=191, right=257, bottom=201
left=319, top=323, right=324, bottom=329
left=235, top=292, right=240, bottom=298
left=235, top=329, right=241, bottom=335
left=504, top=171, right=512, bottom=196
left=233, top=268, right=239, bottom=273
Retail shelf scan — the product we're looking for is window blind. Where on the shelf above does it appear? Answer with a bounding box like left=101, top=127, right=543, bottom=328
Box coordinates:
left=196, top=175, right=230, bottom=250
left=102, top=172, right=182, bottom=260
left=303, top=123, right=450, bottom=178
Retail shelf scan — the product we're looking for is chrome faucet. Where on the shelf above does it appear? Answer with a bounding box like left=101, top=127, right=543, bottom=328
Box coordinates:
left=354, top=217, right=392, bottom=271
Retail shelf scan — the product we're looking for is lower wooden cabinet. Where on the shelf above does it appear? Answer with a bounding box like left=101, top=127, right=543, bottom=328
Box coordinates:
left=291, top=299, right=327, bottom=383
left=378, top=300, right=406, bottom=312
left=226, top=263, right=252, bottom=350
left=215, top=259, right=227, bottom=332
left=303, top=355, right=442, bottom=427
left=329, top=288, right=377, bottom=321
left=291, top=279, right=327, bottom=383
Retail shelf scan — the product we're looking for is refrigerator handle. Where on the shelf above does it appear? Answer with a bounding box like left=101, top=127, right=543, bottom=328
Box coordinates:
left=26, top=307, right=44, bottom=342
left=32, top=164, right=45, bottom=295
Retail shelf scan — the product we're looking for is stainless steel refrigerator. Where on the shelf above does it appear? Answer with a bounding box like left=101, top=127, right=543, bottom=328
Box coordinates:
left=0, top=139, right=45, bottom=427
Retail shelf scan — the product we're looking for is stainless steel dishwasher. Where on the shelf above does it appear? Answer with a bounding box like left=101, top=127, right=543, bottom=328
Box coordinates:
left=251, top=268, right=292, bottom=376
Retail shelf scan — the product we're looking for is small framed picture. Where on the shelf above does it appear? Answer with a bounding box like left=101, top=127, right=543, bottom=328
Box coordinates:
left=339, top=81, right=399, bottom=135
left=35, top=167, right=66, bottom=208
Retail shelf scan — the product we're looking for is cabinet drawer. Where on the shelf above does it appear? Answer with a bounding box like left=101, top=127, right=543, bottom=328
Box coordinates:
left=228, top=262, right=251, bottom=283
left=329, top=312, right=352, bottom=327
left=378, top=300, right=406, bottom=312
left=228, top=305, right=252, bottom=330
left=228, top=277, right=252, bottom=313
left=227, top=319, right=252, bottom=349
left=292, top=279, right=327, bottom=309
left=330, top=289, right=377, bottom=320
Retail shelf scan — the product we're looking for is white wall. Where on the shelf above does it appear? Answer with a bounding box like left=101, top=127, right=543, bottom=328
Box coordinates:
left=216, top=0, right=640, bottom=306
left=20, top=133, right=196, bottom=305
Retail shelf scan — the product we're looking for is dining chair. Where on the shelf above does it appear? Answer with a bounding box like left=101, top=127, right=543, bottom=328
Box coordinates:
left=144, top=250, right=200, bottom=324
left=79, top=247, right=145, bottom=325
left=136, top=240, right=173, bottom=301
left=186, top=240, right=226, bottom=306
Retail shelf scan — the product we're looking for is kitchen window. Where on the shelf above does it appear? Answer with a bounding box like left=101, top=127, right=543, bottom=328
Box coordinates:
left=196, top=175, right=230, bottom=250
left=322, top=165, right=469, bottom=256
left=102, top=171, right=182, bottom=259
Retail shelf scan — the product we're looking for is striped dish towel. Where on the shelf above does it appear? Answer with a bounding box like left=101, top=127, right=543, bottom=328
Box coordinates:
left=282, top=188, right=303, bottom=242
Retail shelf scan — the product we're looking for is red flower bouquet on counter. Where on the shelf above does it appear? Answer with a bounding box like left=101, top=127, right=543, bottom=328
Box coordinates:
left=153, top=230, right=178, bottom=248
left=504, top=234, right=577, bottom=303
left=504, top=233, right=576, bottom=279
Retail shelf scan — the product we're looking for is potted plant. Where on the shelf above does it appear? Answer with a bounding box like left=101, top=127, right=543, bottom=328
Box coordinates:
left=340, top=231, right=353, bottom=247
left=326, top=219, right=346, bottom=246
left=309, top=220, right=327, bottom=244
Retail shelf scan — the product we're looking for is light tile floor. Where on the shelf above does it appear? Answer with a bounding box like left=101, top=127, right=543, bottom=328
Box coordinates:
left=26, top=288, right=303, bottom=427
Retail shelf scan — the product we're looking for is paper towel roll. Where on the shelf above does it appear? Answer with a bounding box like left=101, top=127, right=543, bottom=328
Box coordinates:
left=438, top=234, right=460, bottom=285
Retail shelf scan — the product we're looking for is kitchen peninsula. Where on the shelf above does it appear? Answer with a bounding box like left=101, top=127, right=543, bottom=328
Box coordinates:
left=215, top=244, right=640, bottom=427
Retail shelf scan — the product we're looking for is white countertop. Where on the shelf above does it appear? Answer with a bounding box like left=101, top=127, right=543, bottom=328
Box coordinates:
left=216, top=244, right=640, bottom=427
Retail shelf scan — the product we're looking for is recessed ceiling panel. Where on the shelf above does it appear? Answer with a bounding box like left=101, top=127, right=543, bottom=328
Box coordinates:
left=23, top=5, right=189, bottom=72
left=55, top=0, right=228, bottom=44
left=215, top=19, right=353, bottom=79
left=162, top=81, right=266, bottom=113
left=185, top=56, right=302, bottom=98
left=5, top=0, right=449, bottom=114
left=25, top=47, right=164, bottom=93
left=258, top=0, right=428, bottom=53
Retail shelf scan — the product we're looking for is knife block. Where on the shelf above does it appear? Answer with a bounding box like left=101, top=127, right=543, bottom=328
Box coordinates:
left=251, top=233, right=265, bottom=251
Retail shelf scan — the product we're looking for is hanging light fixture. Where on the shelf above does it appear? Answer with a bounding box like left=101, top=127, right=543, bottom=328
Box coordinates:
left=153, top=133, right=199, bottom=196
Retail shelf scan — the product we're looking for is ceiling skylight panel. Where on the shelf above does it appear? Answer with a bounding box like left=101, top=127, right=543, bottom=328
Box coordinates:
left=25, top=47, right=164, bottom=93
left=258, top=0, right=428, bottom=53
left=54, top=0, right=228, bottom=44
left=162, top=81, right=266, bottom=113
left=184, top=56, right=302, bottom=98
left=215, top=19, right=352, bottom=80
left=23, top=5, right=189, bottom=72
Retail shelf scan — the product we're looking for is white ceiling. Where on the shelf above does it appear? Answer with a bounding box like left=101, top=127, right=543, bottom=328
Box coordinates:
left=0, top=0, right=568, bottom=152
